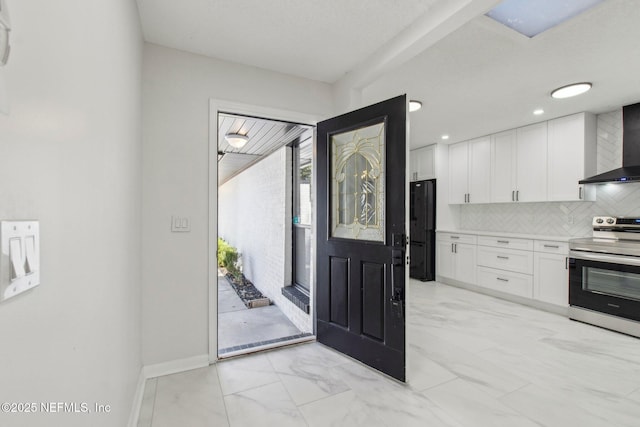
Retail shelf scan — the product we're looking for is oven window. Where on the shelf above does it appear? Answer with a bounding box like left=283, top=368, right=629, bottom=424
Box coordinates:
left=583, top=267, right=640, bottom=301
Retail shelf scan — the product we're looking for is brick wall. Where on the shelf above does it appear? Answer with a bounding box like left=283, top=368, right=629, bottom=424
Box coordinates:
left=218, top=146, right=312, bottom=333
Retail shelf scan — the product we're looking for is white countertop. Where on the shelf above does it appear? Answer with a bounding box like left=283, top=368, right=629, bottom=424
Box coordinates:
left=436, top=229, right=587, bottom=242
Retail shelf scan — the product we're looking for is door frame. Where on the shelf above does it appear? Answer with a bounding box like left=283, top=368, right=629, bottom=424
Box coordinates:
left=207, top=99, right=321, bottom=362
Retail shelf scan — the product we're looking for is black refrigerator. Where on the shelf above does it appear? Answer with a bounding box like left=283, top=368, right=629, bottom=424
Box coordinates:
left=410, top=179, right=436, bottom=281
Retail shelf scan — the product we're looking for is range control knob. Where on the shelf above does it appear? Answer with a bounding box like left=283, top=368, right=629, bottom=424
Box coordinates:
left=607, top=218, right=615, bottom=224
left=596, top=218, right=604, bottom=224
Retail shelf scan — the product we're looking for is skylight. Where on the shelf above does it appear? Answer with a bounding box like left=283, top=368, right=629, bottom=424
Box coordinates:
left=486, top=0, right=604, bottom=38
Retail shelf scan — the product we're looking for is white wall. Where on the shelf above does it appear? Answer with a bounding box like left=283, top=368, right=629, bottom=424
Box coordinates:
left=219, top=147, right=312, bottom=332
left=0, top=1, right=142, bottom=426
left=142, top=43, right=332, bottom=365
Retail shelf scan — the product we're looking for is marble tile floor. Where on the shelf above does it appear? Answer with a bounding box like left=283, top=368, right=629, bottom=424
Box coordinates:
left=217, top=273, right=303, bottom=352
left=139, top=279, right=640, bottom=427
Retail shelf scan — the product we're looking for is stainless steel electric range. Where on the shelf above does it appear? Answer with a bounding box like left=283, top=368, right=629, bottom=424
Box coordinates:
left=568, top=216, right=640, bottom=338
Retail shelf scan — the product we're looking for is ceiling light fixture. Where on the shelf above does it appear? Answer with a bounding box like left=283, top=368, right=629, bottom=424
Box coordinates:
left=551, top=82, right=592, bottom=99
left=409, top=100, right=422, bottom=112
left=441, top=135, right=450, bottom=140
left=225, top=133, right=248, bottom=148
left=533, top=109, right=544, bottom=115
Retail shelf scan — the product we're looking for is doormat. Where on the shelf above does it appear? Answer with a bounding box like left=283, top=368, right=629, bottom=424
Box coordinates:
left=225, top=273, right=271, bottom=309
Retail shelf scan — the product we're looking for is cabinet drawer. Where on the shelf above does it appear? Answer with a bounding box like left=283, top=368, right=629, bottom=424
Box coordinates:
left=477, top=236, right=533, bottom=251
left=477, top=267, right=533, bottom=298
left=534, top=240, right=568, bottom=254
left=477, top=247, right=533, bottom=274
left=437, top=232, right=477, bottom=245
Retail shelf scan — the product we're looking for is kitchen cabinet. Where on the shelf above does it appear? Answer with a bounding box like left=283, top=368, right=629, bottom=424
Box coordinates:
left=547, top=113, right=597, bottom=201
left=410, top=145, right=435, bottom=181
left=491, top=123, right=547, bottom=203
left=448, top=137, right=491, bottom=204
left=436, top=232, right=477, bottom=283
left=491, top=130, right=516, bottom=203
left=436, top=231, right=571, bottom=311
left=533, top=241, right=569, bottom=306
left=476, top=237, right=534, bottom=298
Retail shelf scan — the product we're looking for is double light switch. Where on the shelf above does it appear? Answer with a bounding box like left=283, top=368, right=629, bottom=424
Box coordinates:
left=1, top=221, right=40, bottom=302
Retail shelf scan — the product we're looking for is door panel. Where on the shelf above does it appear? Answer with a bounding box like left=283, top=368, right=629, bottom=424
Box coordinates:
left=329, top=257, right=349, bottom=327
left=317, top=95, right=407, bottom=381
left=362, top=262, right=385, bottom=341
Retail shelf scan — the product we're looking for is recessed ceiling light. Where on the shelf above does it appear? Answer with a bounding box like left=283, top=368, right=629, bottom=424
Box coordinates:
left=225, top=133, right=249, bottom=148
left=533, top=109, right=544, bottom=115
left=551, top=82, right=592, bottom=99
left=409, top=100, right=422, bottom=112
left=441, top=135, right=450, bottom=140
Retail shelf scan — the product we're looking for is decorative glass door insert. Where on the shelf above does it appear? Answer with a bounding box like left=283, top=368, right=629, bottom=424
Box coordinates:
left=331, top=121, right=385, bottom=241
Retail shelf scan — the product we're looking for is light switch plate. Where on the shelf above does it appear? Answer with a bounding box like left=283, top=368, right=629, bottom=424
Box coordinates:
left=0, top=221, right=40, bottom=302
left=171, top=216, right=190, bottom=232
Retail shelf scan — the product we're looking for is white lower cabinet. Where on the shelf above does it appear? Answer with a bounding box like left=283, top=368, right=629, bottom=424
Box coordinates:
left=438, top=232, right=569, bottom=309
left=533, top=241, right=569, bottom=306
left=477, top=267, right=533, bottom=298
left=477, top=242, right=533, bottom=298
left=436, top=233, right=477, bottom=283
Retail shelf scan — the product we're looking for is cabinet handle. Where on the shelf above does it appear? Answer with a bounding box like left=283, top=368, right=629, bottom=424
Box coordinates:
left=450, top=236, right=460, bottom=239
left=544, top=244, right=560, bottom=249
left=454, top=243, right=457, bottom=253
left=497, top=240, right=509, bottom=244
left=516, top=190, right=519, bottom=201
left=497, top=256, right=509, bottom=260
left=496, top=277, right=509, bottom=282
left=451, top=243, right=455, bottom=253
left=565, top=257, right=569, bottom=270
left=511, top=190, right=514, bottom=202
left=467, top=193, right=471, bottom=203
left=579, top=186, right=583, bottom=200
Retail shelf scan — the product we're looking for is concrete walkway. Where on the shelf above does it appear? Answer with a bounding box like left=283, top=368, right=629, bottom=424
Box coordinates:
left=217, top=273, right=303, bottom=354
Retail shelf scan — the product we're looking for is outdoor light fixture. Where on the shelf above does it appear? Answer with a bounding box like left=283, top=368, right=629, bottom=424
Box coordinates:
left=409, top=100, right=422, bottom=112
left=551, top=82, right=592, bottom=99
left=225, top=133, right=249, bottom=148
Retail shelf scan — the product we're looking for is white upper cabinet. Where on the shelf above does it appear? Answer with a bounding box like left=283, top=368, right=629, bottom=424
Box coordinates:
left=449, top=141, right=469, bottom=204
left=409, top=145, right=435, bottom=181
left=491, top=130, right=516, bottom=203
left=468, top=137, right=491, bottom=204
left=449, top=137, right=491, bottom=204
left=490, top=123, right=547, bottom=203
left=547, top=113, right=597, bottom=201
left=515, top=122, right=548, bottom=202
left=450, top=112, right=596, bottom=205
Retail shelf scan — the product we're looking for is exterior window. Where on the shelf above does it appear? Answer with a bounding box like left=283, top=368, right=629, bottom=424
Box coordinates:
left=293, top=138, right=313, bottom=293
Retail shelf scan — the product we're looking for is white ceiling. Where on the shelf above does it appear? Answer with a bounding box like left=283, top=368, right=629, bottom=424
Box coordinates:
left=137, top=0, right=640, bottom=150
left=136, top=0, right=438, bottom=83
left=365, top=0, right=640, bottom=148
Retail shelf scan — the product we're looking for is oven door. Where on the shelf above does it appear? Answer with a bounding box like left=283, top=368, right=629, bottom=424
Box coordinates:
left=569, top=250, right=640, bottom=322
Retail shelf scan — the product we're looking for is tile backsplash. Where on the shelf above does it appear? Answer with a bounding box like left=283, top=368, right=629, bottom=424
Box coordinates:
left=459, top=109, right=640, bottom=237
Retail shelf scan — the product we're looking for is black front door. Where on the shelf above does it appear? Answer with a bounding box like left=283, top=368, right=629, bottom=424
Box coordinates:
left=316, top=95, right=407, bottom=381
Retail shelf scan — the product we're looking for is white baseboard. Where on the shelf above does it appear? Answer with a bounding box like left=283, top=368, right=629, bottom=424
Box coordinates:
left=127, top=368, right=146, bottom=427
left=142, top=354, right=210, bottom=379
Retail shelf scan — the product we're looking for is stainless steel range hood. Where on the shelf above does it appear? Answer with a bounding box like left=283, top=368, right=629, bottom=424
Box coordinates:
left=580, top=102, right=640, bottom=184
